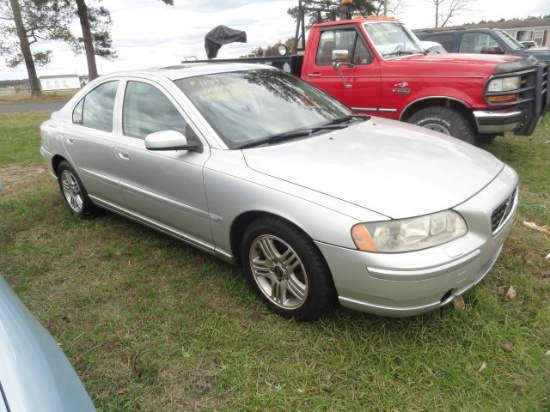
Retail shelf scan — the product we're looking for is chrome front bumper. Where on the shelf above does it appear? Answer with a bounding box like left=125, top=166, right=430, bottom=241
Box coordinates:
left=473, top=109, right=525, bottom=134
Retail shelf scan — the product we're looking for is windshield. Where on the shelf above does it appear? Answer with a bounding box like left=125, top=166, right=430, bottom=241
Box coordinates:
left=175, top=69, right=353, bottom=149
left=496, top=30, right=525, bottom=50
left=363, top=22, right=425, bottom=58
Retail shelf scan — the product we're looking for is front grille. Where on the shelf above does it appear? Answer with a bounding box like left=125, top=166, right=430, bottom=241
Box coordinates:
left=541, top=62, right=550, bottom=117
left=485, top=60, right=550, bottom=135
left=491, top=187, right=518, bottom=234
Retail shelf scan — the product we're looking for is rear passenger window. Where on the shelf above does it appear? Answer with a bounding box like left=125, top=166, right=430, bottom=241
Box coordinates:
left=459, top=33, right=500, bottom=53
left=72, top=81, right=119, bottom=132
left=423, top=34, right=453, bottom=52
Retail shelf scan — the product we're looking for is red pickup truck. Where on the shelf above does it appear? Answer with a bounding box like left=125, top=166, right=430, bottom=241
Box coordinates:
left=186, top=15, right=549, bottom=145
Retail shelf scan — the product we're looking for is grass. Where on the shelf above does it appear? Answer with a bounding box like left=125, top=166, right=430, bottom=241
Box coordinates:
left=0, top=89, right=77, bottom=105
left=0, top=111, right=549, bottom=411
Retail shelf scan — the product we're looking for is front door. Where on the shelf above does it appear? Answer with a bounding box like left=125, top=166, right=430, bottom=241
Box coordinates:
left=304, top=27, right=382, bottom=115
left=114, top=80, right=213, bottom=249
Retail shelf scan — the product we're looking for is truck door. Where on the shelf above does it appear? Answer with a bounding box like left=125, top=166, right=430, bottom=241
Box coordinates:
left=304, top=27, right=381, bottom=114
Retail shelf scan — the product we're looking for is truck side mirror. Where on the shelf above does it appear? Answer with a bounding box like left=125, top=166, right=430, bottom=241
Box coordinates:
left=481, top=46, right=504, bottom=54
left=331, top=49, right=353, bottom=89
left=332, top=49, right=350, bottom=63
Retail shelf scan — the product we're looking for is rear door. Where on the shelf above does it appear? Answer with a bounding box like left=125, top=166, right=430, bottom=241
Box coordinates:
left=61, top=80, right=124, bottom=207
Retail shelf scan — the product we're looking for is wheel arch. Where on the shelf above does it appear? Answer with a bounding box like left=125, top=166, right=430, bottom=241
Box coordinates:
left=51, top=154, right=70, bottom=177
left=229, top=211, right=329, bottom=270
left=234, top=211, right=339, bottom=320
left=400, top=97, right=476, bottom=128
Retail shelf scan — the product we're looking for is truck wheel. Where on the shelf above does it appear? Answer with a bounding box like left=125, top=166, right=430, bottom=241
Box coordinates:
left=241, top=216, right=336, bottom=321
left=408, top=107, right=475, bottom=145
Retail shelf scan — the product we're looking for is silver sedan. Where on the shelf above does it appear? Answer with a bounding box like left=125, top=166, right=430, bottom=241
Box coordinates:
left=40, top=64, right=518, bottom=321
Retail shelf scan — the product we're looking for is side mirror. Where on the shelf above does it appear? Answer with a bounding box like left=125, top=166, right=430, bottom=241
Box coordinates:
left=481, top=46, right=504, bottom=54
left=145, top=130, right=198, bottom=151
left=332, top=49, right=350, bottom=65
left=331, top=49, right=353, bottom=89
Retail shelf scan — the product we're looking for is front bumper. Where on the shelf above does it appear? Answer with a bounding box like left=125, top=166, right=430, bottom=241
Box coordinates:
left=473, top=109, right=525, bottom=135
left=316, top=166, right=518, bottom=317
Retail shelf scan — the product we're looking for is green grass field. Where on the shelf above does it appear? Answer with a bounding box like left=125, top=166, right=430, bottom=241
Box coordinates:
left=0, top=111, right=548, bottom=411
left=0, top=89, right=77, bottom=105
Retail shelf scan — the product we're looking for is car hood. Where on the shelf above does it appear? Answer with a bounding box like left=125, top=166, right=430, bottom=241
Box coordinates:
left=384, top=52, right=520, bottom=77
left=522, top=47, right=550, bottom=62
left=243, top=117, right=504, bottom=219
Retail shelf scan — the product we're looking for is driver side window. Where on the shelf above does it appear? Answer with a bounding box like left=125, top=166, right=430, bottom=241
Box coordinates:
left=122, top=81, right=199, bottom=144
left=316, top=29, right=371, bottom=66
left=459, top=33, right=500, bottom=53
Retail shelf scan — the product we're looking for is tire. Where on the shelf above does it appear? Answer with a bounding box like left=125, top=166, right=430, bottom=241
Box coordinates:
left=407, top=106, right=476, bottom=145
left=241, top=217, right=336, bottom=321
left=57, top=161, right=98, bottom=217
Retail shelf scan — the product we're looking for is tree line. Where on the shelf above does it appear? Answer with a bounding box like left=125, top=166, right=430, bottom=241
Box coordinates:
left=250, top=0, right=473, bottom=57
left=0, top=0, right=173, bottom=95
left=2, top=0, right=545, bottom=94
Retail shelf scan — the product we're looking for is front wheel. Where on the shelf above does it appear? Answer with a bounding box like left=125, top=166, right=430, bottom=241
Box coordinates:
left=57, top=161, right=98, bottom=217
left=241, top=217, right=336, bottom=321
left=408, top=106, right=476, bottom=145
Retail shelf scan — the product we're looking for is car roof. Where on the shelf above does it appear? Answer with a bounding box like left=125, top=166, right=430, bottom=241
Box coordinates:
left=98, top=62, right=277, bottom=82
left=415, top=27, right=504, bottom=34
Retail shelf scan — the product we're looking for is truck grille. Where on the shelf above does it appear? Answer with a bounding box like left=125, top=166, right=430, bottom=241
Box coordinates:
left=491, top=187, right=518, bottom=234
left=486, top=59, right=550, bottom=136
left=541, top=62, right=550, bottom=118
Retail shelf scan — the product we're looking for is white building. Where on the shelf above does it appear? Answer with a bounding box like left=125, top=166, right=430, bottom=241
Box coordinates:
left=39, top=74, right=81, bottom=91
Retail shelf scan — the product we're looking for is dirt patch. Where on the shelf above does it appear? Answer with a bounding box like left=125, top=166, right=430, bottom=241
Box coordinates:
left=0, top=163, right=51, bottom=197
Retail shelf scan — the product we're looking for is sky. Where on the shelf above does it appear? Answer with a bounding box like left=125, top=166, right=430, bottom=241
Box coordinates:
left=1, top=0, right=549, bottom=81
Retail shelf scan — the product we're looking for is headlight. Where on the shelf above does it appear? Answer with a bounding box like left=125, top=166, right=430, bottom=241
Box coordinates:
left=487, top=76, right=520, bottom=92
left=351, top=211, right=467, bottom=253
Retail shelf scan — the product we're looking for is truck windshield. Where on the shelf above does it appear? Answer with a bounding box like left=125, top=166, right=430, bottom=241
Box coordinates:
left=363, top=22, right=425, bottom=58
left=496, top=30, right=525, bottom=50
left=174, top=69, right=354, bottom=149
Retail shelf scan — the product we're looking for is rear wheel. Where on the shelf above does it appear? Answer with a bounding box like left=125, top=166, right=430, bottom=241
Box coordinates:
left=408, top=106, right=476, bottom=145
left=57, top=161, right=98, bottom=217
left=241, top=217, right=336, bottom=321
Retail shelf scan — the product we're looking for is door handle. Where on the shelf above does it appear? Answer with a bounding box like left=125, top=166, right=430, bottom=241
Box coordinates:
left=307, top=72, right=322, bottom=78
left=114, top=147, right=129, bottom=161
left=62, top=134, right=73, bottom=144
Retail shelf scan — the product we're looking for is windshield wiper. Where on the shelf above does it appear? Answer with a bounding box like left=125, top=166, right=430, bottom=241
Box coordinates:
left=326, top=114, right=371, bottom=125
left=384, top=50, right=420, bottom=58
left=268, top=124, right=348, bottom=143
left=236, top=124, right=348, bottom=149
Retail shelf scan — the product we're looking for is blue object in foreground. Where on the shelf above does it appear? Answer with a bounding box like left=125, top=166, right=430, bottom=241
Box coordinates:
left=0, top=275, right=96, bottom=411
